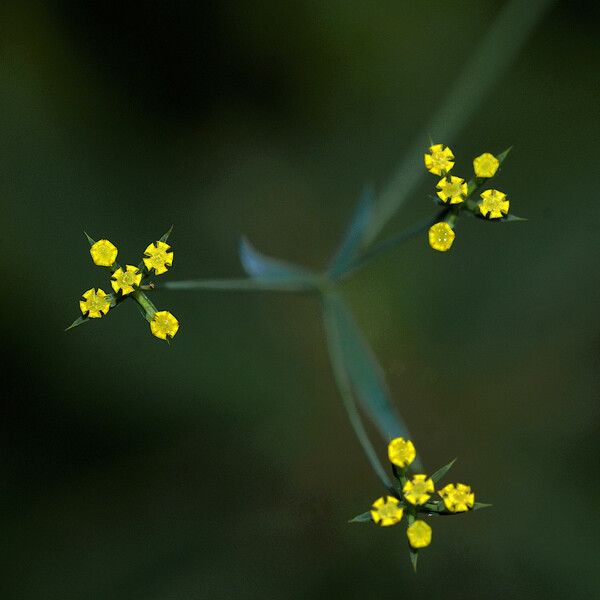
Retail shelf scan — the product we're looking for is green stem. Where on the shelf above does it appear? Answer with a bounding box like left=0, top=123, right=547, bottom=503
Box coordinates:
left=132, top=289, right=158, bottom=322
left=321, top=292, right=393, bottom=491
left=338, top=207, right=450, bottom=279
left=363, top=0, right=553, bottom=245
left=163, top=278, right=319, bottom=293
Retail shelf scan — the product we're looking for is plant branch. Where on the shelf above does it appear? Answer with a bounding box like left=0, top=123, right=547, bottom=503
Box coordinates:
left=364, top=0, right=553, bottom=244
left=321, top=292, right=394, bottom=491
left=338, top=207, right=451, bottom=279
left=163, top=279, right=319, bottom=293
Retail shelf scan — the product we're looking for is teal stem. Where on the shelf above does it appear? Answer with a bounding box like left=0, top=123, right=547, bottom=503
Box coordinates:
left=321, top=292, right=394, bottom=492
left=163, top=278, right=320, bottom=293
left=363, top=0, right=553, bottom=244
left=338, top=207, right=450, bottom=280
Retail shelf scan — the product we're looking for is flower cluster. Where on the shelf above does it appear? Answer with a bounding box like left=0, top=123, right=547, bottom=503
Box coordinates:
left=423, top=144, right=516, bottom=252
left=351, top=437, right=488, bottom=570
left=68, top=229, right=179, bottom=341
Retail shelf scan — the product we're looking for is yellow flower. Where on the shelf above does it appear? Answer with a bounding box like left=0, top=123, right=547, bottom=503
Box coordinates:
left=436, top=175, right=467, bottom=205
left=428, top=222, right=455, bottom=252
left=90, top=239, right=118, bottom=267
left=424, top=144, right=454, bottom=175
left=479, top=189, right=510, bottom=219
left=371, top=496, right=403, bottom=527
left=388, top=437, right=416, bottom=468
left=79, top=288, right=111, bottom=318
left=403, top=474, right=434, bottom=506
left=150, top=310, right=179, bottom=340
left=438, top=483, right=475, bottom=513
left=143, top=241, right=173, bottom=275
left=406, top=520, right=432, bottom=549
left=473, top=152, right=500, bottom=178
left=111, top=265, right=142, bottom=295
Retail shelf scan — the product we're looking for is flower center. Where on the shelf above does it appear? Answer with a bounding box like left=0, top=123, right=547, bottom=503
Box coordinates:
left=451, top=489, right=469, bottom=503
left=484, top=192, right=503, bottom=210
left=378, top=503, right=398, bottom=518
left=436, top=229, right=450, bottom=243
left=89, top=294, right=105, bottom=310
left=411, top=481, right=428, bottom=496
left=122, top=271, right=135, bottom=285
left=432, top=152, right=447, bottom=168
left=446, top=182, right=463, bottom=196
left=149, top=250, right=166, bottom=267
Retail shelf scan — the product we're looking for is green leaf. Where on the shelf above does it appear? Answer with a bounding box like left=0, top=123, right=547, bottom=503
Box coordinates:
left=496, top=146, right=513, bottom=165
left=422, top=500, right=445, bottom=514
left=348, top=511, right=372, bottom=523
left=239, top=237, right=315, bottom=284
left=328, top=186, right=373, bottom=279
left=322, top=293, right=393, bottom=489
left=473, top=502, right=493, bottom=510
left=83, top=231, right=96, bottom=246
left=323, top=292, right=423, bottom=471
left=409, top=548, right=419, bottom=573
left=159, top=224, right=174, bottom=243
left=499, top=213, right=527, bottom=222
left=65, top=315, right=90, bottom=331
left=430, top=458, right=456, bottom=484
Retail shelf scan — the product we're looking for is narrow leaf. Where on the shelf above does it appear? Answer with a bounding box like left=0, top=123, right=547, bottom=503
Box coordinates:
left=328, top=186, right=373, bottom=278
left=65, top=315, right=90, bottom=331
left=348, top=511, right=372, bottom=524
left=499, top=213, right=527, bottom=222
left=84, top=231, right=96, bottom=246
left=496, top=146, right=513, bottom=165
left=323, top=292, right=422, bottom=471
left=409, top=548, right=419, bottom=572
left=322, top=295, right=393, bottom=489
left=239, top=237, right=315, bottom=283
left=473, top=502, right=493, bottom=510
left=159, top=224, right=174, bottom=243
left=430, top=458, right=457, bottom=484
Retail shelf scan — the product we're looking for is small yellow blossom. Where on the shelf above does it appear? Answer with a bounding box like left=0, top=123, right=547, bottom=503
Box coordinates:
left=371, top=496, right=403, bottom=527
left=428, top=222, right=455, bottom=252
left=111, top=265, right=142, bottom=295
left=436, top=175, right=467, bottom=205
left=403, top=474, right=434, bottom=506
left=79, top=288, right=111, bottom=318
left=473, top=152, right=500, bottom=178
left=388, top=437, right=416, bottom=468
left=143, top=241, right=173, bottom=275
left=438, top=483, right=475, bottom=513
left=424, top=144, right=454, bottom=175
left=479, top=189, right=510, bottom=219
left=406, top=520, right=432, bottom=548
left=150, top=310, right=179, bottom=340
left=90, top=239, right=118, bottom=267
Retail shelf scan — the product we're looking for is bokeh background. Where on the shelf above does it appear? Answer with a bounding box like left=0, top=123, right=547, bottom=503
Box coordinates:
left=1, top=1, right=599, bottom=598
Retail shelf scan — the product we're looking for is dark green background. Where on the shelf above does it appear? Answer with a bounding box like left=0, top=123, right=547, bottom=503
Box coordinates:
left=1, top=1, right=598, bottom=598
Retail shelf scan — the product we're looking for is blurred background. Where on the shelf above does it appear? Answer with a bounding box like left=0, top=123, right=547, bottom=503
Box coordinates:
left=1, top=1, right=599, bottom=598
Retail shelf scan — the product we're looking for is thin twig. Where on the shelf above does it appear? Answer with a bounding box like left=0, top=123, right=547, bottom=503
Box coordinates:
left=338, top=207, right=450, bottom=279
left=321, top=292, right=394, bottom=491
left=364, top=0, right=554, bottom=244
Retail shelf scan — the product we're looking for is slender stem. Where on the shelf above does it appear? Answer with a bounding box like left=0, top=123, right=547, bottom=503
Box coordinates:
left=364, top=0, right=553, bottom=245
left=163, top=278, right=319, bottom=294
left=132, top=289, right=158, bottom=321
left=321, top=293, right=393, bottom=491
left=339, top=207, right=450, bottom=279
